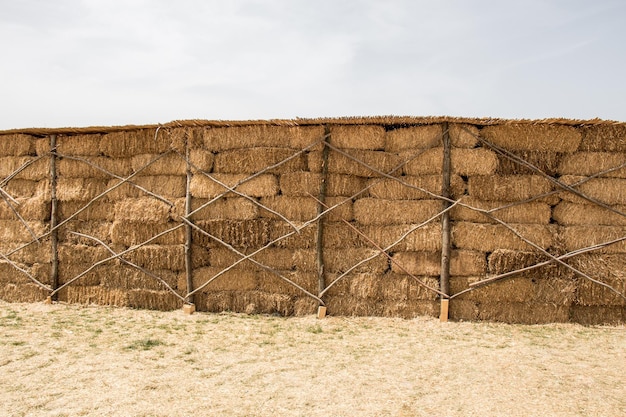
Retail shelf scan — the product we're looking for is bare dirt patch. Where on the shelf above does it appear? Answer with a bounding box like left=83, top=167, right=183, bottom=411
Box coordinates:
left=1, top=300, right=624, bottom=417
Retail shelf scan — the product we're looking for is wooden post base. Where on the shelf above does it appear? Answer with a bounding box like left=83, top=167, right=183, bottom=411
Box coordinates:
left=440, top=299, right=449, bottom=322
left=183, top=304, right=196, bottom=315
left=317, top=306, right=327, bottom=319
left=45, top=296, right=53, bottom=305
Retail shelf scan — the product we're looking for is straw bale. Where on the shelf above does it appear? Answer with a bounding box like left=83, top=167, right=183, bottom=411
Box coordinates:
left=403, top=148, right=498, bottom=176
left=480, top=124, right=582, bottom=152
left=190, top=173, right=278, bottom=199
left=368, top=175, right=465, bottom=200
left=453, top=222, right=557, bottom=252
left=354, top=199, right=441, bottom=225
left=478, top=302, right=570, bottom=324
left=391, top=250, right=485, bottom=277
left=58, top=200, right=113, bottom=221
left=59, top=263, right=103, bottom=286
left=279, top=172, right=367, bottom=197
left=0, top=283, right=49, bottom=303
left=57, top=178, right=108, bottom=202
left=348, top=273, right=381, bottom=299
left=104, top=175, right=185, bottom=200
left=190, top=197, right=258, bottom=221
left=259, top=196, right=318, bottom=222
left=468, top=175, right=553, bottom=202
left=59, top=220, right=112, bottom=245
left=57, top=134, right=102, bottom=156
left=326, top=248, right=388, bottom=274
left=230, top=291, right=294, bottom=316
left=330, top=125, right=385, bottom=150
left=496, top=151, right=562, bottom=176
left=257, top=270, right=317, bottom=296
left=132, top=153, right=187, bottom=176
left=193, top=219, right=272, bottom=250
left=59, top=285, right=129, bottom=307
left=318, top=197, right=354, bottom=222
left=407, top=276, right=440, bottom=301
left=558, top=175, right=626, bottom=205
left=111, top=221, right=183, bottom=246
left=385, top=125, right=442, bottom=152
left=100, top=129, right=170, bottom=158
left=203, top=125, right=326, bottom=151
left=58, top=243, right=109, bottom=265
left=128, top=289, right=181, bottom=311
left=115, top=198, right=171, bottom=224
left=34, top=137, right=50, bottom=156
left=270, top=221, right=318, bottom=249
left=308, top=149, right=402, bottom=177
left=0, top=196, right=50, bottom=221
left=324, top=295, right=381, bottom=316
left=452, top=197, right=552, bottom=224
left=7, top=242, right=51, bottom=264
left=0, top=134, right=33, bottom=156
left=488, top=249, right=573, bottom=280
left=569, top=305, right=625, bottom=325
left=450, top=124, right=479, bottom=148
left=0, top=156, right=49, bottom=181
left=109, top=267, right=182, bottom=292
left=553, top=202, right=626, bottom=226
left=190, top=244, right=210, bottom=268
left=163, top=127, right=189, bottom=154
left=123, top=244, right=185, bottom=271
left=57, top=157, right=133, bottom=178
left=560, top=226, right=626, bottom=253
left=190, top=267, right=257, bottom=292
left=31, top=263, right=51, bottom=286
left=208, top=247, right=303, bottom=271
left=448, top=299, right=480, bottom=321
left=189, top=149, right=214, bottom=171
left=358, top=222, right=443, bottom=251
left=0, top=260, right=33, bottom=285
left=293, top=297, right=318, bottom=316
left=0, top=220, right=47, bottom=243
left=202, top=291, right=233, bottom=313
left=1, top=179, right=45, bottom=198
left=579, top=124, right=626, bottom=152
left=213, top=148, right=307, bottom=174
left=381, top=300, right=439, bottom=319
left=559, top=152, right=626, bottom=178
left=568, top=253, right=626, bottom=282
left=575, top=277, right=625, bottom=306
left=378, top=274, right=410, bottom=301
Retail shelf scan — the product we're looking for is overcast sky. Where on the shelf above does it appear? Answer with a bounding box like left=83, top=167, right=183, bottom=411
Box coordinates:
left=1, top=0, right=625, bottom=130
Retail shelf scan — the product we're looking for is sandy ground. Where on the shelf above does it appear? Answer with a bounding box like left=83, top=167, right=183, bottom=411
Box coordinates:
left=0, top=301, right=625, bottom=417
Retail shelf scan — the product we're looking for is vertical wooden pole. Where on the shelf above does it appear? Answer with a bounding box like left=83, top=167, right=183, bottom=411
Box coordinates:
left=49, top=135, right=59, bottom=301
left=440, top=123, right=451, bottom=321
left=315, top=126, right=331, bottom=313
left=184, top=133, right=194, bottom=309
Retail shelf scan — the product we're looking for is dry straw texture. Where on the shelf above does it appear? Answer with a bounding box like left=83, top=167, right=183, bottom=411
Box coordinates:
left=452, top=198, right=552, bottom=224
left=452, top=222, right=557, bottom=252
left=0, top=134, right=34, bottom=156
left=384, top=125, right=442, bottom=152
left=367, top=175, right=465, bottom=200
left=480, top=124, right=582, bottom=152
left=213, top=148, right=307, bottom=174
left=559, top=175, right=626, bottom=205
left=308, top=149, right=401, bottom=177
left=403, top=148, right=498, bottom=176
left=558, top=152, right=626, bottom=178
left=553, top=202, right=626, bottom=226
left=330, top=125, right=386, bottom=150
left=202, top=125, right=325, bottom=151
left=190, top=173, right=279, bottom=198
left=391, top=250, right=486, bottom=277
left=579, top=124, right=626, bottom=152
left=560, top=225, right=626, bottom=253
left=496, top=151, right=562, bottom=176
left=353, top=198, right=441, bottom=225
left=468, top=175, right=553, bottom=201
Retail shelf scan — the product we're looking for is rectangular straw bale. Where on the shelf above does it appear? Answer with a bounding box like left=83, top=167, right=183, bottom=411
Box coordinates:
left=480, top=124, right=582, bottom=152
left=0, top=220, right=47, bottom=243
left=348, top=273, right=381, bottom=299
left=123, top=244, right=185, bottom=271
left=478, top=302, right=570, bottom=324
left=385, top=125, right=442, bottom=152
left=201, top=291, right=232, bottom=312
left=0, top=134, right=33, bottom=156
left=569, top=305, right=626, bottom=325
left=230, top=291, right=294, bottom=316
left=132, top=153, right=187, bottom=176
left=496, top=151, right=562, bottom=176
left=128, top=289, right=181, bottom=311
left=368, top=175, right=465, bottom=200
left=0, top=260, right=31, bottom=285
left=407, top=276, right=441, bottom=301
left=322, top=295, right=377, bottom=316
left=391, top=250, right=486, bottom=276
left=57, top=134, right=102, bottom=156
left=59, top=263, right=103, bottom=286
left=57, top=178, right=108, bottom=202
left=33, top=137, right=50, bottom=156
left=115, top=197, right=171, bottom=224
left=57, top=157, right=133, bottom=178
left=0, top=283, right=49, bottom=303
left=378, top=274, right=410, bottom=301
left=207, top=247, right=305, bottom=271
left=294, top=297, right=318, bottom=316
left=559, top=152, right=626, bottom=178
left=558, top=175, right=626, bottom=205
left=553, top=201, right=626, bottom=226
left=1, top=179, right=44, bottom=198
left=257, top=270, right=317, bottom=296
left=213, top=148, right=306, bottom=174
left=259, top=196, right=318, bottom=222
left=568, top=253, right=626, bottom=281
left=579, top=124, right=626, bottom=152
left=189, top=149, right=214, bottom=171
left=190, top=267, right=257, bottom=292
left=60, top=285, right=129, bottom=307
left=0, top=156, right=48, bottom=181
left=270, top=221, right=318, bottom=249
left=330, top=125, right=385, bottom=150
left=162, top=127, right=189, bottom=154
left=468, top=175, right=553, bottom=201
left=58, top=243, right=110, bottom=265
left=60, top=220, right=112, bottom=245
left=382, top=300, right=439, bottom=319
left=403, top=148, right=498, bottom=176
left=325, top=248, right=388, bottom=274
left=466, top=275, right=575, bottom=305
left=452, top=197, right=552, bottom=224
left=104, top=176, right=185, bottom=200
left=193, top=219, right=272, bottom=250
left=453, top=222, right=557, bottom=252
left=58, top=200, right=113, bottom=221
left=190, top=173, right=278, bottom=198
left=0, top=196, right=50, bottom=221
left=354, top=198, right=441, bottom=225
left=190, top=197, right=258, bottom=221
left=575, top=277, right=625, bottom=306
left=279, top=172, right=367, bottom=197
left=308, top=149, right=402, bottom=177
left=203, top=125, right=326, bottom=151
left=111, top=221, right=183, bottom=246
left=7, top=242, right=51, bottom=264
left=450, top=123, right=479, bottom=148
left=100, top=129, right=170, bottom=158
left=358, top=222, right=442, bottom=252
left=107, top=267, right=181, bottom=292
left=488, top=249, right=573, bottom=280
left=448, top=299, right=480, bottom=321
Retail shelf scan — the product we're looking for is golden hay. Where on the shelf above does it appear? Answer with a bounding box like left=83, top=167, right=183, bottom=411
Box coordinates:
left=59, top=220, right=112, bottom=245
left=106, top=267, right=182, bottom=292
left=455, top=276, right=575, bottom=305
left=6, top=242, right=51, bottom=264
left=468, top=175, right=553, bottom=202
left=189, top=173, right=279, bottom=199
left=2, top=179, right=47, bottom=199
left=569, top=305, right=625, bottom=325
left=100, top=129, right=170, bottom=158
left=308, top=149, right=402, bottom=177
left=293, top=297, right=318, bottom=316
left=0, top=283, right=49, bottom=303
left=207, top=247, right=307, bottom=271
left=488, top=249, right=573, bottom=279
left=558, top=175, right=626, bottom=205
left=356, top=222, right=443, bottom=252
left=575, top=277, right=625, bottom=307
left=131, top=153, right=187, bottom=176
left=189, top=149, right=214, bottom=171
left=213, top=148, right=307, bottom=174
left=579, top=124, right=626, bottom=152
left=477, top=302, right=570, bottom=324
left=57, top=157, right=133, bottom=179
left=452, top=197, right=552, bottom=224
left=453, top=222, right=557, bottom=252
left=480, top=124, right=582, bottom=152
left=104, top=175, right=185, bottom=200
left=33, top=137, right=50, bottom=156
left=58, top=263, right=103, bottom=286
left=403, top=148, right=498, bottom=176
left=111, top=221, right=183, bottom=246
left=380, top=300, right=440, bottom=319
left=0, top=196, right=50, bottom=221
left=256, top=270, right=317, bottom=296
left=0, top=260, right=35, bottom=285
left=230, top=291, right=294, bottom=316
left=202, top=291, right=233, bottom=313
left=58, top=243, right=109, bottom=265
left=270, top=221, right=317, bottom=249
left=558, top=152, right=626, bottom=178
left=58, top=285, right=129, bottom=307
left=450, top=123, right=479, bottom=148
left=448, top=299, right=480, bottom=321
left=553, top=201, right=626, bottom=226
left=496, top=150, right=562, bottom=176
left=114, top=197, right=171, bottom=224
left=391, top=250, right=486, bottom=277
left=161, top=127, right=189, bottom=154
left=325, top=248, right=388, bottom=274
left=329, top=125, right=386, bottom=150
left=279, top=172, right=367, bottom=197
left=258, top=196, right=318, bottom=222
left=58, top=200, right=113, bottom=221
left=128, top=289, right=181, bottom=311
left=190, top=197, right=259, bottom=221
left=378, top=274, right=410, bottom=301
left=202, top=125, right=326, bottom=152
left=0, top=220, right=47, bottom=244
left=122, top=244, right=186, bottom=271
left=190, top=267, right=258, bottom=292
left=367, top=175, right=465, bottom=200
left=0, top=134, right=34, bottom=156
left=56, top=178, right=108, bottom=202
left=384, top=125, right=442, bottom=152
left=57, top=134, right=103, bottom=156
left=192, top=219, right=272, bottom=250
left=353, top=198, right=441, bottom=225
left=0, top=156, right=49, bottom=181
left=560, top=226, right=626, bottom=254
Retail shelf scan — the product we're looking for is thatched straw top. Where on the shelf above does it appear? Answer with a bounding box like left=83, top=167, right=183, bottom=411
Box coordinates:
left=1, top=115, right=624, bottom=136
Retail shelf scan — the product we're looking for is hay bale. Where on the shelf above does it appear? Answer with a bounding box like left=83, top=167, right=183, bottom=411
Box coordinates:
left=407, top=276, right=441, bottom=301
left=0, top=134, right=34, bottom=156
left=34, top=137, right=50, bottom=156
left=279, top=172, right=367, bottom=197
left=104, top=176, right=185, bottom=200
left=496, top=151, right=562, bottom=176
left=0, top=196, right=50, bottom=221
left=326, top=248, right=388, bottom=274
left=57, top=134, right=102, bottom=156
left=453, top=222, right=557, bottom=252
left=0, top=220, right=47, bottom=243
left=2, top=179, right=47, bottom=199
left=480, top=124, right=582, bottom=152
left=553, top=202, right=626, bottom=226
left=403, top=148, right=498, bottom=176
left=0, top=260, right=34, bottom=285
left=60, top=285, right=129, bottom=307
left=128, top=289, right=181, bottom=311
left=559, top=152, right=626, bottom=178
left=259, top=196, right=318, bottom=222
left=360, top=222, right=443, bottom=252
left=380, top=300, right=439, bottom=319
left=111, top=221, right=183, bottom=246
left=324, top=295, right=382, bottom=316
left=58, top=244, right=109, bottom=265
left=560, top=225, right=626, bottom=253
left=391, top=250, right=485, bottom=277
left=378, top=274, right=410, bottom=301
left=450, top=123, right=479, bottom=148
left=558, top=175, right=626, bottom=205
left=189, top=149, right=214, bottom=171
left=270, top=221, right=318, bottom=249
left=213, top=148, right=307, bottom=174
left=452, top=197, right=552, bottom=224
left=308, top=149, right=402, bottom=177
left=190, top=197, right=259, bottom=221
left=57, top=157, right=133, bottom=178
left=354, top=198, right=441, bottom=225
left=58, top=200, right=113, bottom=221
left=193, top=219, right=272, bottom=250
left=7, top=242, right=51, bottom=264
left=230, top=291, right=294, bottom=316
left=330, top=125, right=385, bottom=150
left=257, top=270, right=317, bottom=296
left=203, top=125, right=326, bottom=152
left=0, top=283, right=49, bottom=303
left=449, top=299, right=480, bottom=321
left=385, top=125, right=442, bottom=152
left=569, top=305, right=625, bottom=325
left=478, top=302, right=570, bottom=324
left=100, top=129, right=170, bottom=158
left=131, top=153, right=187, bottom=176
left=190, top=173, right=279, bottom=199
left=0, top=156, right=49, bottom=181
left=60, top=220, right=112, bottom=245
left=202, top=291, right=233, bottom=313
left=58, top=263, right=103, bottom=286
left=56, top=178, right=108, bottom=202
left=468, top=175, right=553, bottom=202
left=190, top=267, right=257, bottom=292
left=293, top=297, right=318, bottom=316
left=114, top=198, right=171, bottom=224
left=488, top=249, right=573, bottom=280
left=123, top=244, right=185, bottom=271
left=579, top=124, right=626, bottom=152
left=575, top=277, right=625, bottom=306
left=368, top=175, right=465, bottom=200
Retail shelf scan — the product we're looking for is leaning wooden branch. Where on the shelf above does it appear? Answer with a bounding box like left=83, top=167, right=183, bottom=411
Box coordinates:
left=0, top=250, right=52, bottom=292
left=0, top=188, right=40, bottom=242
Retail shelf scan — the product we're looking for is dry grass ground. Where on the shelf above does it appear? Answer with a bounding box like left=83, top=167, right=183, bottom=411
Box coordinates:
left=0, top=300, right=624, bottom=417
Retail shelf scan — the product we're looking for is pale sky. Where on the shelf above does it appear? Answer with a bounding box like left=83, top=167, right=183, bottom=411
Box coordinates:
left=1, top=0, right=625, bottom=130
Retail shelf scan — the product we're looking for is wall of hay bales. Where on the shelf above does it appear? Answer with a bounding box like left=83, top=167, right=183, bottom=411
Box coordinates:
left=0, top=117, right=625, bottom=324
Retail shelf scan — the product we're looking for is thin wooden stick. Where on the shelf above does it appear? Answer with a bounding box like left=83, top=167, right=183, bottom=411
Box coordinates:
left=440, top=122, right=452, bottom=298
left=0, top=188, right=39, bottom=241
left=0, top=250, right=52, bottom=291
left=184, top=137, right=194, bottom=305
left=316, top=126, right=331, bottom=298
left=50, top=135, right=59, bottom=299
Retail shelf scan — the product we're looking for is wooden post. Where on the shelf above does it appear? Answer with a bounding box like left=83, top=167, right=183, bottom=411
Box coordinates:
left=49, top=135, right=59, bottom=301
left=315, top=127, right=331, bottom=308
left=440, top=123, right=451, bottom=321
left=184, top=134, right=194, bottom=308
